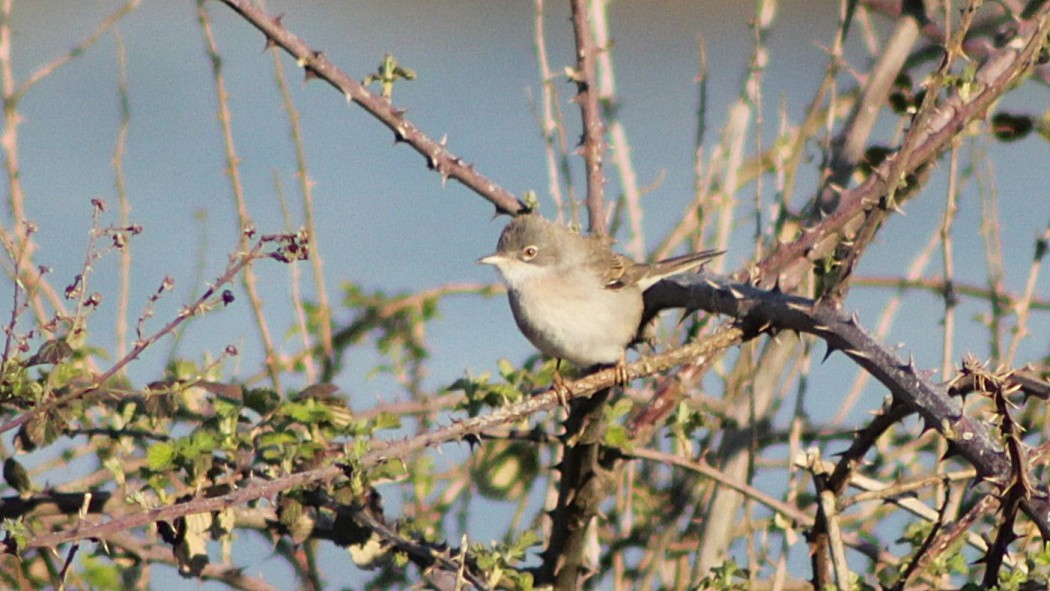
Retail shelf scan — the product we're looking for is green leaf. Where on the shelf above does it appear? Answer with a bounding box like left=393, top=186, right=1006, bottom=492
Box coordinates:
left=281, top=399, right=332, bottom=424
left=496, top=358, right=517, bottom=380
left=372, top=458, right=408, bottom=482
left=188, top=429, right=218, bottom=455
left=372, top=412, right=401, bottom=431
left=80, top=554, right=122, bottom=590
left=147, top=442, right=176, bottom=471
left=258, top=431, right=298, bottom=447
left=602, top=424, right=631, bottom=450
left=606, top=397, right=633, bottom=420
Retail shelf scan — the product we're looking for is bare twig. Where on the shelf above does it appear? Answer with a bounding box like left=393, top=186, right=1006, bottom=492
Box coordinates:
left=589, top=0, right=644, bottom=258
left=216, top=0, right=526, bottom=216
left=1002, top=209, right=1046, bottom=367
left=113, top=33, right=133, bottom=365
left=532, top=0, right=573, bottom=220
left=629, top=446, right=812, bottom=528
left=197, top=0, right=283, bottom=391
left=269, top=36, right=335, bottom=370
left=12, top=0, right=141, bottom=103
left=568, top=0, right=608, bottom=234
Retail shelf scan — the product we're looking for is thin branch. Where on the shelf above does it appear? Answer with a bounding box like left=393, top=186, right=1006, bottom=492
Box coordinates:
left=12, top=0, right=142, bottom=103
left=568, top=0, right=608, bottom=234
left=216, top=0, right=526, bottom=216
left=850, top=274, right=1050, bottom=311
left=628, top=446, right=812, bottom=528
left=113, top=32, right=132, bottom=365
left=197, top=0, right=283, bottom=391
left=532, top=0, right=572, bottom=220
left=589, top=0, right=643, bottom=258
left=754, top=3, right=1050, bottom=290
left=646, top=273, right=1050, bottom=535
left=0, top=233, right=296, bottom=438
left=269, top=36, right=335, bottom=368
left=1004, top=219, right=1049, bottom=365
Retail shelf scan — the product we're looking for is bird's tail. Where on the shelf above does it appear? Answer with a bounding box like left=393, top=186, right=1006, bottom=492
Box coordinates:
left=641, top=249, right=724, bottom=288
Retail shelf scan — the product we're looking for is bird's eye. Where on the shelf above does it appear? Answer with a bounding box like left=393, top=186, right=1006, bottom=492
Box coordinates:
left=522, top=245, right=538, bottom=260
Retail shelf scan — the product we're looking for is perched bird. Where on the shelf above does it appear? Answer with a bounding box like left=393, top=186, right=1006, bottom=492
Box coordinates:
left=479, top=214, right=721, bottom=381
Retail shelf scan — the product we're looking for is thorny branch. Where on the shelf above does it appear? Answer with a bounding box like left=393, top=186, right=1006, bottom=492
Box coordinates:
left=568, top=0, right=608, bottom=235
left=216, top=0, right=527, bottom=218
left=752, top=2, right=1050, bottom=291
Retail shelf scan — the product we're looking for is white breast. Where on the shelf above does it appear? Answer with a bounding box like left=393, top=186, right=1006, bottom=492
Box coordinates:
left=507, top=271, right=643, bottom=367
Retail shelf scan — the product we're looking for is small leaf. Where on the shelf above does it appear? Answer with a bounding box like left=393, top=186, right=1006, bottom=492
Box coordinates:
left=372, top=412, right=401, bottom=431
left=147, top=442, right=176, bottom=471
left=602, top=424, right=631, bottom=451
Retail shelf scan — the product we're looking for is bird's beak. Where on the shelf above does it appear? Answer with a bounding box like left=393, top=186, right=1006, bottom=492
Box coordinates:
left=477, top=252, right=505, bottom=265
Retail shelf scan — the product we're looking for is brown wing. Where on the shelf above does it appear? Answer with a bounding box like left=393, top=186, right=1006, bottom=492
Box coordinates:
left=602, top=253, right=636, bottom=289
left=587, top=236, right=721, bottom=290
left=579, top=234, right=631, bottom=289
left=589, top=237, right=650, bottom=290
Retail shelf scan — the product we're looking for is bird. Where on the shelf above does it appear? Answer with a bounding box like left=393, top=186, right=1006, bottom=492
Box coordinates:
left=479, top=214, right=722, bottom=385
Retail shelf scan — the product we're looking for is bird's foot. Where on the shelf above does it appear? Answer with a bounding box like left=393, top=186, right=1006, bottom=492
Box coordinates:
left=552, top=370, right=573, bottom=411
left=613, top=352, right=630, bottom=386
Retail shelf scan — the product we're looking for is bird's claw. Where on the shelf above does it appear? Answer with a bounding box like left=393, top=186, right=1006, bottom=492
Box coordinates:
left=613, top=354, right=629, bottom=386
left=552, top=370, right=572, bottom=411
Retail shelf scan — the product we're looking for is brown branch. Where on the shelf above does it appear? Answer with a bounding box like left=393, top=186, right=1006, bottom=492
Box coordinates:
left=536, top=5, right=614, bottom=588
left=863, top=0, right=1050, bottom=85
left=269, top=39, right=335, bottom=371
left=628, top=446, right=813, bottom=528
left=340, top=494, right=493, bottom=591
left=823, top=2, right=922, bottom=198
left=568, top=0, right=608, bottom=234
left=895, top=493, right=1000, bottom=589
left=25, top=270, right=1048, bottom=561
left=752, top=3, right=1050, bottom=291
left=539, top=391, right=612, bottom=589
left=198, top=0, right=282, bottom=391
left=216, top=0, right=525, bottom=217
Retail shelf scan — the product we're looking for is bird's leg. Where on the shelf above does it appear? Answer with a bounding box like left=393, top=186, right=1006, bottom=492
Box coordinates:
left=613, top=351, right=630, bottom=385
left=552, top=359, right=572, bottom=410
